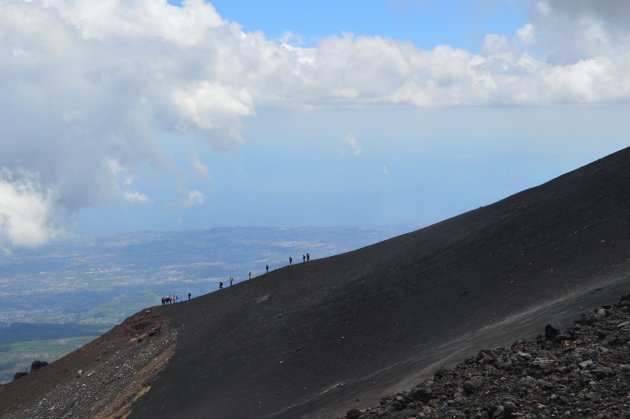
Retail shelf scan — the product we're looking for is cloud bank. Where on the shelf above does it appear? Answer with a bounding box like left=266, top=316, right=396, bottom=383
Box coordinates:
left=1, top=0, right=629, bottom=246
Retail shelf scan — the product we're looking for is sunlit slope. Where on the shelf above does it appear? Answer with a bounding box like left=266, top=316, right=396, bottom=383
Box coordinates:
left=132, top=147, right=630, bottom=418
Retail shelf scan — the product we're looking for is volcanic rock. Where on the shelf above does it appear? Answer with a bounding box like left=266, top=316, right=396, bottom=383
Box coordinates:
left=346, top=408, right=362, bottom=419
left=354, top=299, right=630, bottom=418
left=30, top=361, right=48, bottom=371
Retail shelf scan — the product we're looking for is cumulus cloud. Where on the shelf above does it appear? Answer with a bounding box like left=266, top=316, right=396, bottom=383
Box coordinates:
left=181, top=190, right=205, bottom=208
left=2, top=0, right=630, bottom=245
left=0, top=170, right=58, bottom=247
left=517, top=23, right=535, bottom=44
left=346, top=133, right=362, bottom=156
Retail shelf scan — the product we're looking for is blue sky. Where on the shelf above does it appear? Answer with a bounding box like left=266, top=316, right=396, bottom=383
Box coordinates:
left=167, top=0, right=528, bottom=51
left=77, top=105, right=630, bottom=235
left=2, top=0, right=630, bottom=245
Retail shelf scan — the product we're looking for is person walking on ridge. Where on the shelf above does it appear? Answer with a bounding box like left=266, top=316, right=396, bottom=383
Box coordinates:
left=219, top=281, right=223, bottom=290
left=266, top=265, right=269, bottom=274
left=188, top=292, right=191, bottom=300
left=289, top=257, right=293, bottom=265
left=249, top=271, right=252, bottom=280
left=306, top=253, right=310, bottom=262
left=302, top=254, right=306, bottom=263
left=230, top=276, right=233, bottom=286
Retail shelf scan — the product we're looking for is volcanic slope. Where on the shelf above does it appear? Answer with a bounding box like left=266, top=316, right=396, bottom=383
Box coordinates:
left=127, top=147, right=630, bottom=418
left=3, top=147, right=630, bottom=419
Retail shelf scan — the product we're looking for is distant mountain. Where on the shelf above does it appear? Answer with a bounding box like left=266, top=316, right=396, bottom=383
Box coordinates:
left=2, top=148, right=630, bottom=418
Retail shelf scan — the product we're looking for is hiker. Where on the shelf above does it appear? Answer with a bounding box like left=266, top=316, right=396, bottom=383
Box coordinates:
left=188, top=292, right=191, bottom=300
left=289, top=256, right=293, bottom=265
left=266, top=265, right=269, bottom=274
left=302, top=254, right=306, bottom=263
left=249, top=271, right=252, bottom=280
left=230, top=276, right=233, bottom=286
left=307, top=253, right=310, bottom=262
left=219, top=281, right=223, bottom=290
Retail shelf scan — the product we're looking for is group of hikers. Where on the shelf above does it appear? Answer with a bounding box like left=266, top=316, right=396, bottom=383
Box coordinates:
left=161, top=292, right=193, bottom=305
left=288, top=252, right=310, bottom=265
left=161, top=252, right=312, bottom=305
left=161, top=295, right=177, bottom=305
left=218, top=276, right=234, bottom=290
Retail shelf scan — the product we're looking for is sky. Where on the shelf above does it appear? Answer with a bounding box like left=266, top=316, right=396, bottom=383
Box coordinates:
left=1, top=0, right=630, bottom=247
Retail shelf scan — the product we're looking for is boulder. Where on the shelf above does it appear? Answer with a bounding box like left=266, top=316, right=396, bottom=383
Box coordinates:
left=408, top=386, right=432, bottom=402
left=463, top=379, right=483, bottom=395
left=392, top=395, right=409, bottom=410
left=488, top=404, right=504, bottom=418
left=545, top=324, right=560, bottom=341
left=579, top=360, right=594, bottom=369
left=530, top=358, right=555, bottom=368
left=30, top=360, right=48, bottom=371
left=433, top=366, right=454, bottom=380
left=346, top=408, right=362, bottom=419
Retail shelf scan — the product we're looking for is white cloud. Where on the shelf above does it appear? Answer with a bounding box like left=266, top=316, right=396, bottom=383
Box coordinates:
left=0, top=170, right=58, bottom=247
left=383, top=165, right=390, bottom=175
left=181, top=190, right=205, bottom=208
left=517, top=24, right=535, bottom=45
left=2, top=0, right=630, bottom=245
left=123, top=190, right=149, bottom=203
left=107, top=160, right=149, bottom=204
left=189, top=152, right=212, bottom=181
left=346, top=133, right=362, bottom=156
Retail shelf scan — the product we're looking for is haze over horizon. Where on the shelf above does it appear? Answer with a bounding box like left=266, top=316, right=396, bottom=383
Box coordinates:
left=2, top=0, right=630, bottom=247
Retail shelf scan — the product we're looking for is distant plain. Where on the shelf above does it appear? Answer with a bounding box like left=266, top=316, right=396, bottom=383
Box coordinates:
left=0, top=225, right=411, bottom=382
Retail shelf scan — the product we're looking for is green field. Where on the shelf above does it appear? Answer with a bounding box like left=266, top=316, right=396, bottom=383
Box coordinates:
left=0, top=336, right=97, bottom=384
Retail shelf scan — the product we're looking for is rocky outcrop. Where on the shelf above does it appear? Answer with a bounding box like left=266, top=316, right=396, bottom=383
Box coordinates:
left=0, top=309, right=175, bottom=419
left=350, top=294, right=630, bottom=418
left=30, top=361, right=48, bottom=372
